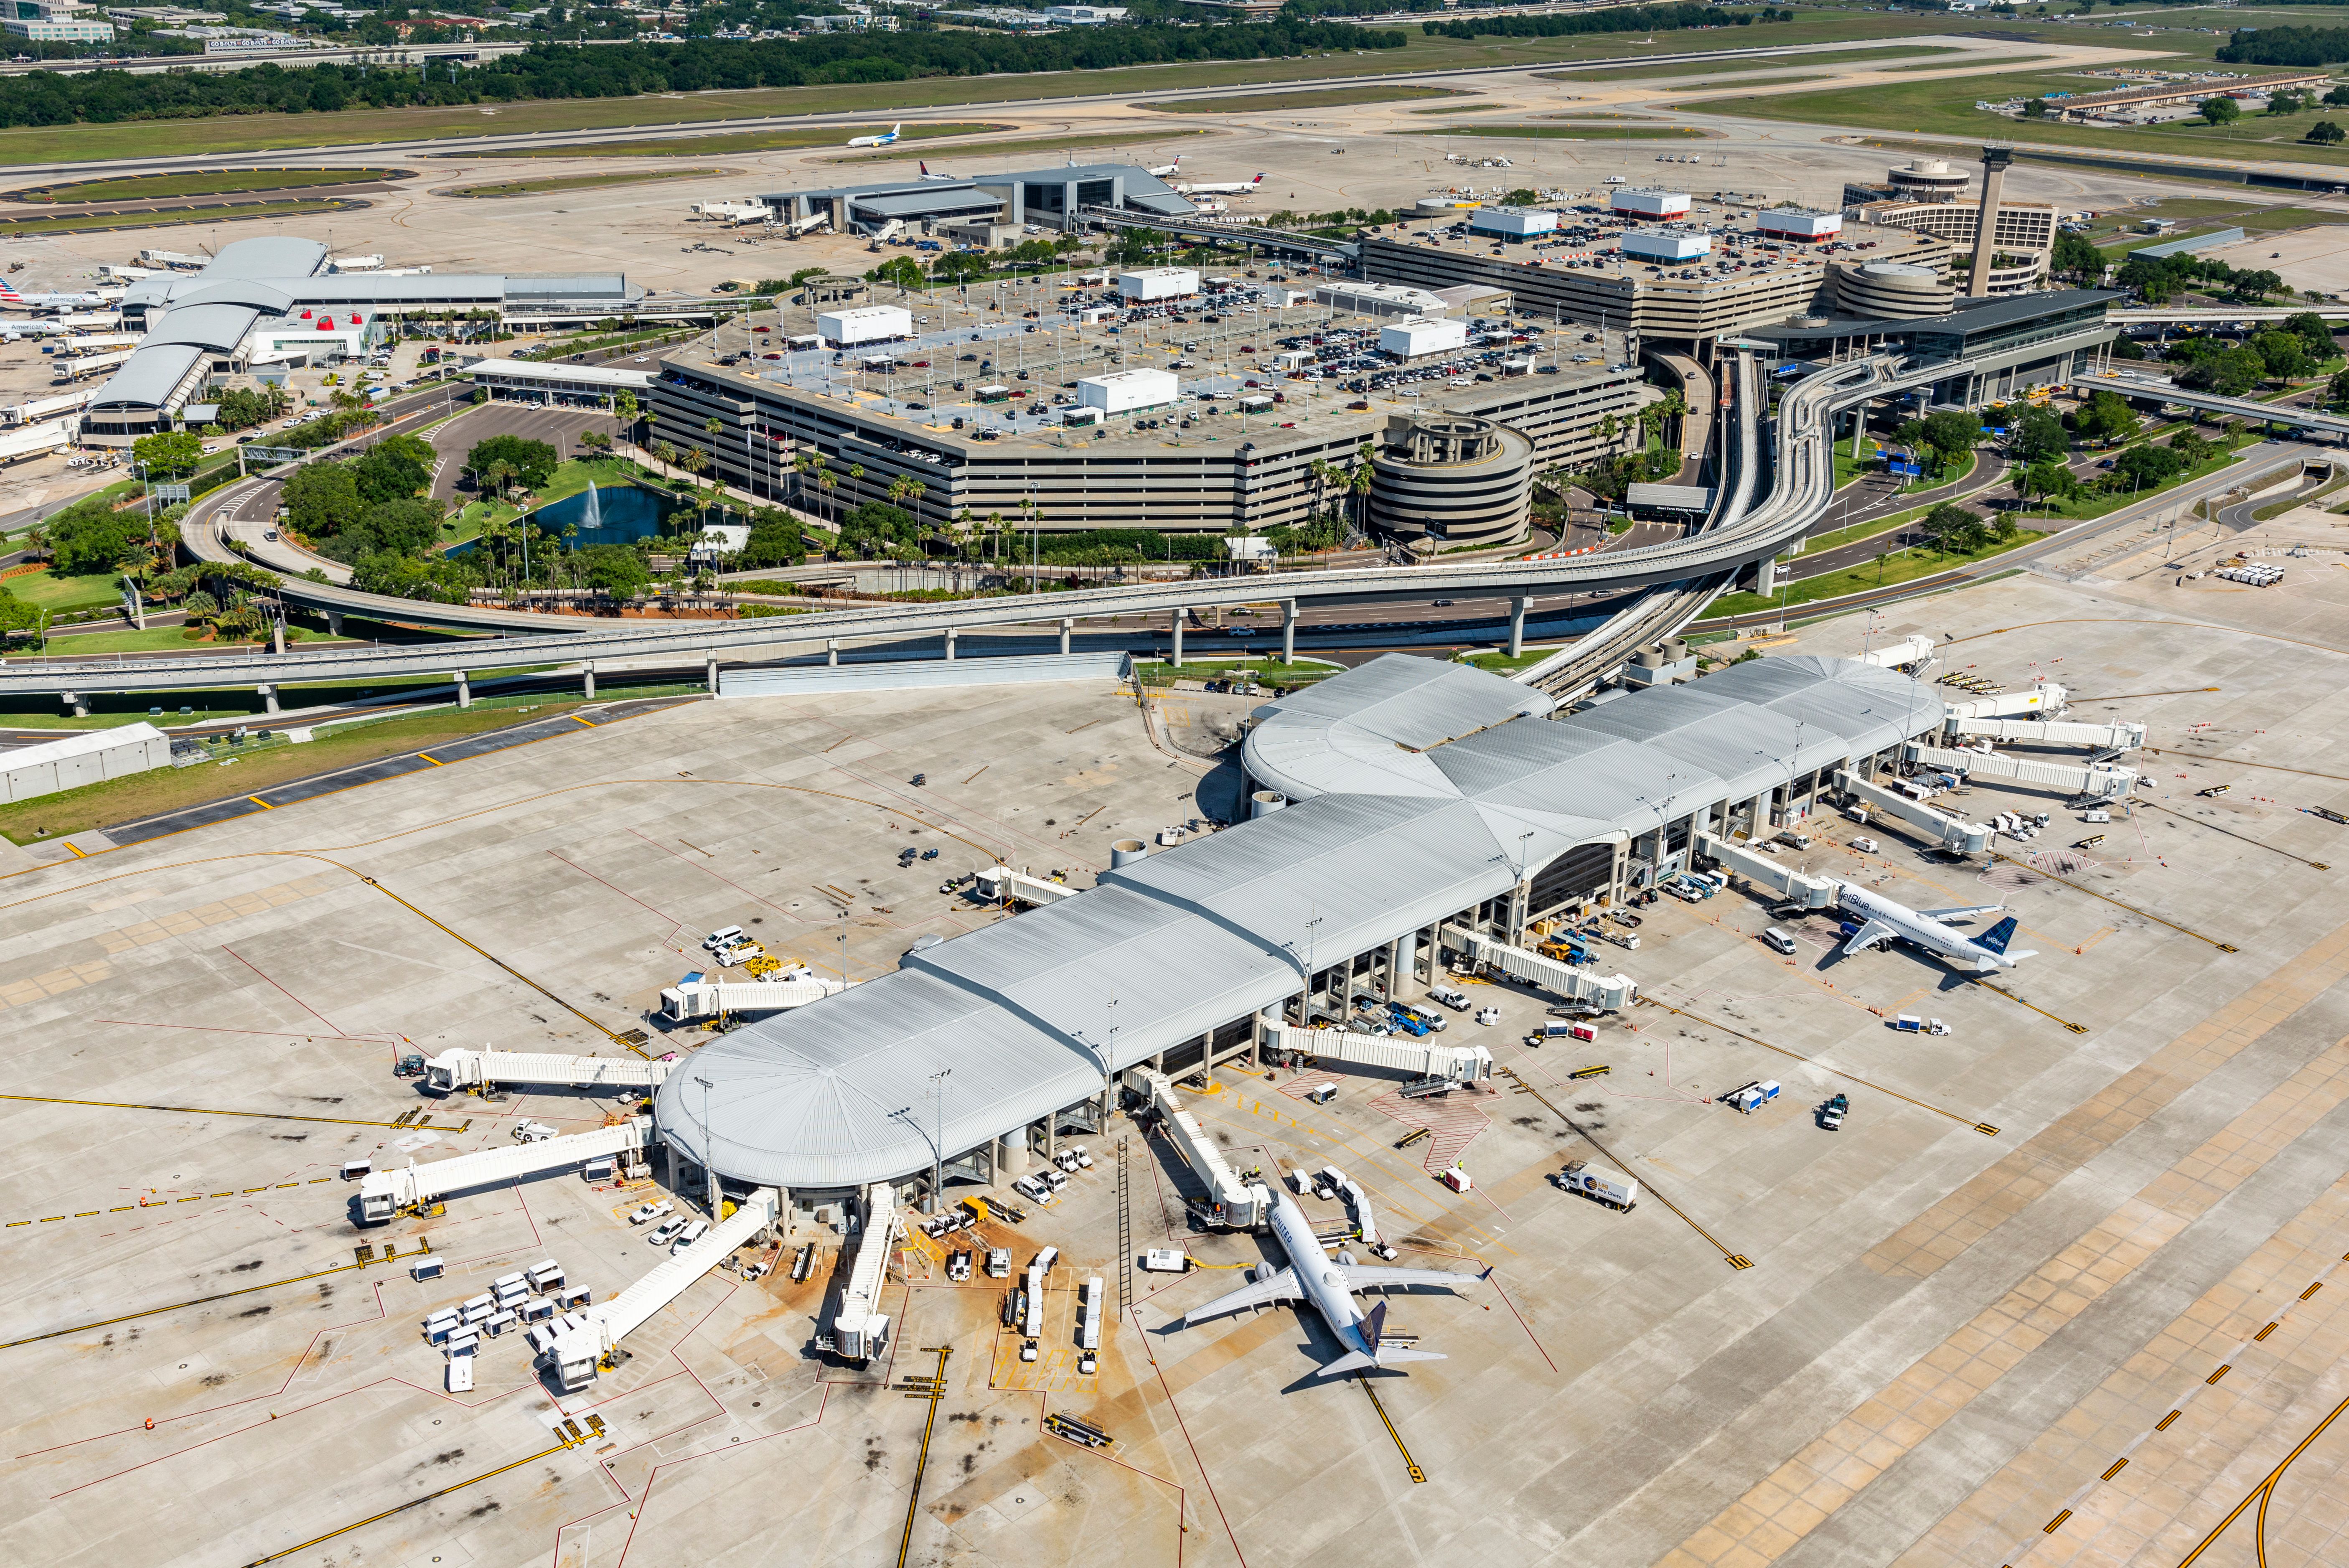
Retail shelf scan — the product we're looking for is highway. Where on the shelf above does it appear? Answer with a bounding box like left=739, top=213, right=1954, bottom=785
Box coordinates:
left=2069, top=370, right=2349, bottom=441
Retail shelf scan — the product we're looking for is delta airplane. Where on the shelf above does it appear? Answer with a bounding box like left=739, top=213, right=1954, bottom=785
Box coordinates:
left=915, top=160, right=956, bottom=182
left=1179, top=1179, right=1474, bottom=1377
left=1834, top=882, right=2036, bottom=973
left=847, top=122, right=900, bottom=148
left=1145, top=156, right=1181, bottom=178
left=1175, top=173, right=1264, bottom=197
left=0, top=284, right=111, bottom=312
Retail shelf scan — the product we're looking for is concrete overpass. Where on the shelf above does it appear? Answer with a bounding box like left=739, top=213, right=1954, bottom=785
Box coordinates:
left=1075, top=205, right=1360, bottom=264
left=2069, top=370, right=2349, bottom=441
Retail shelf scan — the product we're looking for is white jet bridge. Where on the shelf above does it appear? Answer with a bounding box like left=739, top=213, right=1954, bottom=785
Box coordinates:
left=831, top=1181, right=902, bottom=1362
left=1693, top=831, right=1839, bottom=907
left=1835, top=770, right=1993, bottom=854
left=1258, top=1014, right=1494, bottom=1083
left=358, top=1116, right=653, bottom=1223
left=658, top=969, right=848, bottom=1022
left=974, top=865, right=1079, bottom=908
left=1943, top=684, right=2065, bottom=722
left=1945, top=714, right=2148, bottom=751
left=1856, top=634, right=1935, bottom=672
left=1907, top=742, right=2136, bottom=800
left=548, top=1186, right=780, bottom=1391
left=424, top=1048, right=674, bottom=1095
left=1444, top=928, right=1640, bottom=1011
left=1126, top=1070, right=1271, bottom=1229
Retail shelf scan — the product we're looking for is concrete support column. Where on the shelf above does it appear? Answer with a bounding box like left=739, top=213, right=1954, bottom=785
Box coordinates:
left=1753, top=554, right=1777, bottom=596
left=664, top=1137, right=677, bottom=1194
left=1169, top=608, right=1183, bottom=668
left=326, top=610, right=343, bottom=637
left=707, top=1160, right=720, bottom=1219
left=1385, top=935, right=1403, bottom=999
left=453, top=672, right=470, bottom=709
left=943, top=627, right=956, bottom=662
left=776, top=1187, right=792, bottom=1240
left=1042, top=1116, right=1058, bottom=1159
left=1249, top=1008, right=1264, bottom=1066
left=705, top=651, right=719, bottom=694
left=258, top=684, right=278, bottom=716
left=827, top=638, right=840, bottom=667
left=1060, top=618, right=1073, bottom=656
left=582, top=660, right=596, bottom=700
left=996, top=1128, right=1030, bottom=1180
left=272, top=618, right=285, bottom=656
left=62, top=691, right=84, bottom=717
left=1280, top=598, right=1297, bottom=663
left=1508, top=595, right=1528, bottom=660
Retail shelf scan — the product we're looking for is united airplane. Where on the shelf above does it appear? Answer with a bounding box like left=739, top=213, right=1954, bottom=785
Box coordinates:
left=1179, top=1180, right=1474, bottom=1376
left=1835, top=882, right=2036, bottom=973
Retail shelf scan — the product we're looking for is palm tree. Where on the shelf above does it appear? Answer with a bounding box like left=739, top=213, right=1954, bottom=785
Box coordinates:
left=651, top=440, right=676, bottom=478
left=1347, top=445, right=1375, bottom=540
left=955, top=506, right=977, bottom=561
left=613, top=389, right=639, bottom=453
left=817, top=468, right=838, bottom=521
left=985, top=508, right=1004, bottom=563
left=482, top=458, right=518, bottom=503
left=1307, top=457, right=1338, bottom=524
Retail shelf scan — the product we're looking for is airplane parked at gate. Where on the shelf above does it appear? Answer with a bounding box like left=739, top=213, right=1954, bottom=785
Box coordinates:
left=1834, top=882, right=2036, bottom=973
left=1146, top=156, right=1181, bottom=178
left=1179, top=1180, right=1475, bottom=1376
left=1174, top=173, right=1264, bottom=197
left=0, top=283, right=112, bottom=312
left=847, top=123, right=900, bottom=148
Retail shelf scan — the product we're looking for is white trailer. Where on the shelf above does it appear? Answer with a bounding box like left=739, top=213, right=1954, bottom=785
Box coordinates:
left=1947, top=714, right=2146, bottom=752
left=357, top=1116, right=653, bottom=1223
left=1693, top=831, right=1838, bottom=908
left=1320, top=1164, right=1383, bottom=1250
left=1258, top=1014, right=1493, bottom=1083
left=1078, top=1276, right=1103, bottom=1351
left=1833, top=770, right=1992, bottom=853
left=658, top=970, right=847, bottom=1022
left=1022, top=1256, right=1048, bottom=1337
left=974, top=864, right=1078, bottom=907
left=831, top=1181, right=900, bottom=1361
left=422, top=1048, right=675, bottom=1095
left=1907, top=742, right=2136, bottom=800
left=1444, top=929, right=1638, bottom=1011
left=1126, top=1070, right=1270, bottom=1228
left=545, top=1187, right=780, bottom=1391
left=50, top=349, right=131, bottom=381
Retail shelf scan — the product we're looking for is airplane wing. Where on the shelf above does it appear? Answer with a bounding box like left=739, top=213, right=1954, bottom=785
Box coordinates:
left=1916, top=903, right=2003, bottom=923
left=1180, top=1267, right=1300, bottom=1326
left=1841, top=919, right=1900, bottom=955
left=1335, top=1263, right=1474, bottom=1293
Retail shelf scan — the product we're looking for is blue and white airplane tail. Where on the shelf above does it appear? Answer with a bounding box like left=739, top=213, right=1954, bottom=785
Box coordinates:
left=1978, top=916, right=2019, bottom=955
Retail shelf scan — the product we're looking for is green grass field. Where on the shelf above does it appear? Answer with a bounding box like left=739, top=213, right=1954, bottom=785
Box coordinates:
left=0, top=14, right=2080, bottom=165
left=1712, top=528, right=2049, bottom=618
left=1401, top=123, right=1712, bottom=140
left=3, top=567, right=127, bottom=613
left=1688, top=67, right=2349, bottom=172
left=1535, top=41, right=1959, bottom=81
left=830, top=127, right=1213, bottom=166
left=0, top=198, right=360, bottom=238
left=4, top=166, right=399, bottom=203
left=443, top=167, right=732, bottom=197
left=1156, top=84, right=1466, bottom=114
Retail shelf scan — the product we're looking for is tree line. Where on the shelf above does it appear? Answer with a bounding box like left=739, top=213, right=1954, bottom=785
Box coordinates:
left=1422, top=4, right=1786, bottom=40
left=0, top=22, right=1401, bottom=127
left=2216, top=26, right=2349, bottom=66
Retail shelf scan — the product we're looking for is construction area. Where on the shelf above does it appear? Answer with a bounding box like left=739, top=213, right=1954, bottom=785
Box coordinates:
left=0, top=498, right=2344, bottom=1568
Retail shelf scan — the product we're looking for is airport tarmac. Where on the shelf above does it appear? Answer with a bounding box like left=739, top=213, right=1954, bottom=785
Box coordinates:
left=0, top=529, right=2347, bottom=1565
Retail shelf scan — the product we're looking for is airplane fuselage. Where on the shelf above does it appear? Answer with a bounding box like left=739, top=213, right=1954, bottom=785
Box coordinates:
left=1266, top=1182, right=1373, bottom=1355
left=1835, top=882, right=2027, bottom=972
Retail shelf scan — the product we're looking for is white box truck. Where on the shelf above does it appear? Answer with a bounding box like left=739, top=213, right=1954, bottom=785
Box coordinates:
left=1556, top=1159, right=1638, bottom=1210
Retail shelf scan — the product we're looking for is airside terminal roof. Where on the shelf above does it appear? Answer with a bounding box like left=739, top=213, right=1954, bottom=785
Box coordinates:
left=90, top=236, right=640, bottom=425
left=657, top=653, right=1942, bottom=1193
left=768, top=162, right=1196, bottom=232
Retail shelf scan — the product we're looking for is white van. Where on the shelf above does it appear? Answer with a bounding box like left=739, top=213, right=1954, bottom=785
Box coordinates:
left=702, top=925, right=745, bottom=952
left=1760, top=927, right=1798, bottom=955
left=669, top=1218, right=710, bottom=1254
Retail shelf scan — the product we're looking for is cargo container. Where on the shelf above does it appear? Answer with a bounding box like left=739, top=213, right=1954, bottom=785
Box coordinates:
left=816, top=304, right=913, bottom=346
left=1724, top=1080, right=1780, bottom=1114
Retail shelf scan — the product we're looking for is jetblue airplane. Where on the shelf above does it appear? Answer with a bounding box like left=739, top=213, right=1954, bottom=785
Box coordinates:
left=1835, top=882, right=2036, bottom=973
left=847, top=122, right=900, bottom=148
left=1180, top=1180, right=1474, bottom=1377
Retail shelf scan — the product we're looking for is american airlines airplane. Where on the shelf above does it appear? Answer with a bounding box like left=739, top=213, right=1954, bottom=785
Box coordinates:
left=846, top=122, right=900, bottom=148
left=1179, top=1180, right=1475, bottom=1377
left=1174, top=173, right=1264, bottom=197
left=0, top=283, right=112, bottom=312
left=1835, top=882, right=2036, bottom=973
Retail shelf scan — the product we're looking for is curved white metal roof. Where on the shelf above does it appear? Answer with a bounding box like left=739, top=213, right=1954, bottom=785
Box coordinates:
left=659, top=653, right=1938, bottom=1192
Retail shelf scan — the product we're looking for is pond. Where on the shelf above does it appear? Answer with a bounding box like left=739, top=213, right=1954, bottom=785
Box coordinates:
left=448, top=481, right=673, bottom=556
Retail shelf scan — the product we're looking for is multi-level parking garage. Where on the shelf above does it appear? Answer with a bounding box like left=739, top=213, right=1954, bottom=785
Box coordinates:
left=657, top=650, right=1944, bottom=1216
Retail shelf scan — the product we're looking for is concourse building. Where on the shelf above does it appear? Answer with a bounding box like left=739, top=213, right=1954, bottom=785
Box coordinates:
left=770, top=162, right=1197, bottom=239
left=658, top=653, right=1947, bottom=1220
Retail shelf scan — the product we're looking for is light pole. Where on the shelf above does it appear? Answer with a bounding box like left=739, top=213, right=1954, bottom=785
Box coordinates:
left=694, top=1074, right=719, bottom=1215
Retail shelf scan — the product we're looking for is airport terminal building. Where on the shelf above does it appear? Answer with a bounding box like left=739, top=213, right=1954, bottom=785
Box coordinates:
left=658, top=653, right=1945, bottom=1217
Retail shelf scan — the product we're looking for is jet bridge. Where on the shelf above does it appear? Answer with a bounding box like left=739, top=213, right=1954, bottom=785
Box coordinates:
left=831, top=1181, right=901, bottom=1362
left=1693, top=831, right=1838, bottom=908
left=1943, top=684, right=2066, bottom=722
left=423, top=1049, right=674, bottom=1095
left=974, top=864, right=1079, bottom=908
left=1834, top=770, right=1993, bottom=854
left=1126, top=1070, right=1271, bottom=1229
left=1856, top=634, right=1935, bottom=672
left=1257, top=1015, right=1493, bottom=1083
left=787, top=211, right=830, bottom=236
left=658, top=971, right=848, bottom=1021
left=1907, top=742, right=2136, bottom=800
left=1443, top=928, right=1639, bottom=1011
left=1946, top=714, right=2147, bottom=752
left=548, top=1186, right=779, bottom=1390
left=358, top=1116, right=653, bottom=1223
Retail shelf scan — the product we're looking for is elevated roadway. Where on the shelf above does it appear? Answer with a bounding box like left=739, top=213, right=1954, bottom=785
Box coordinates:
left=1075, top=204, right=1360, bottom=264
left=2069, top=371, right=2349, bottom=440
